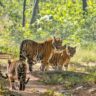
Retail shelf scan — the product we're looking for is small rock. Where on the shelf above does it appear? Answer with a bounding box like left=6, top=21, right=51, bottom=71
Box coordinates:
left=74, top=86, right=83, bottom=91
left=88, top=88, right=96, bottom=94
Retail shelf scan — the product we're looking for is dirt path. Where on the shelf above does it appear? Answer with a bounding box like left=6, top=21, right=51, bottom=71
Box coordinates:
left=1, top=72, right=64, bottom=96
left=1, top=69, right=96, bottom=96
left=2, top=73, right=96, bottom=96
left=0, top=59, right=96, bottom=96
left=16, top=74, right=63, bottom=96
left=0, top=62, right=64, bottom=96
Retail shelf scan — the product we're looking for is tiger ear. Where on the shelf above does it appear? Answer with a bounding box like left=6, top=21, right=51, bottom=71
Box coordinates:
left=66, top=46, right=70, bottom=56
left=8, top=59, right=11, bottom=65
left=53, top=36, right=56, bottom=41
left=61, top=50, right=64, bottom=56
left=74, top=46, right=76, bottom=49
left=57, top=37, right=62, bottom=41
left=66, top=45, right=68, bottom=51
left=63, top=44, right=66, bottom=49
left=52, top=36, right=56, bottom=43
left=68, top=45, right=70, bottom=49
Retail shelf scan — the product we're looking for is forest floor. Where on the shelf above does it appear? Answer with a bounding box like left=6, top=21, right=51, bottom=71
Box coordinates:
left=0, top=58, right=96, bottom=96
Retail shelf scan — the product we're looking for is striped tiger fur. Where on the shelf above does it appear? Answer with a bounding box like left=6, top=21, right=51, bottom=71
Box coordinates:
left=49, top=45, right=76, bottom=70
left=0, top=60, right=30, bottom=90
left=19, top=37, right=62, bottom=72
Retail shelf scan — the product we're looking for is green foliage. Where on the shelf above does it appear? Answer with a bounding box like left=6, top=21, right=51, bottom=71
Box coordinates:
left=41, top=74, right=64, bottom=85
left=71, top=43, right=96, bottom=64
left=39, top=71, right=96, bottom=89
left=0, top=0, right=96, bottom=58
left=40, top=89, right=63, bottom=96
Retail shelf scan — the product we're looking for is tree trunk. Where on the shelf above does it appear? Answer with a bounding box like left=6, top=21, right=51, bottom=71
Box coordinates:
left=30, top=0, right=39, bottom=24
left=22, top=0, right=26, bottom=27
left=0, top=1, right=4, bottom=7
left=82, top=0, right=87, bottom=12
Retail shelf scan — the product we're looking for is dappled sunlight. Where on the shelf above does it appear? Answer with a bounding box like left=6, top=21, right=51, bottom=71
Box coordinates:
left=0, top=0, right=96, bottom=96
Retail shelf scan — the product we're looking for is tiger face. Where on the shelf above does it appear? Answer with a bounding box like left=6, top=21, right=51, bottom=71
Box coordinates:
left=52, top=37, right=62, bottom=49
left=67, top=46, right=76, bottom=57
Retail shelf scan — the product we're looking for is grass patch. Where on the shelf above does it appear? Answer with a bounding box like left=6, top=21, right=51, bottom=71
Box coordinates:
left=39, top=71, right=96, bottom=89
left=40, top=90, right=63, bottom=96
left=71, top=47, right=96, bottom=64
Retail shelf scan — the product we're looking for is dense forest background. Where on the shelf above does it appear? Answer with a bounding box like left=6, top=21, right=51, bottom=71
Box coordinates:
left=0, top=0, right=96, bottom=57
left=0, top=1, right=96, bottom=96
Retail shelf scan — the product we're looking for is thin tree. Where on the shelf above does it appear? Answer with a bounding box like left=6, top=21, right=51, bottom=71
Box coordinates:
left=30, top=0, right=39, bottom=24
left=22, top=0, right=26, bottom=27
left=82, top=0, right=87, bottom=12
left=0, top=1, right=4, bottom=7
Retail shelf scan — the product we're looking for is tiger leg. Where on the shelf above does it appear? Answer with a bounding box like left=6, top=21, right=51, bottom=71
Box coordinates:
left=45, top=64, right=49, bottom=71
left=12, top=81, right=16, bottom=90
left=40, top=62, right=46, bottom=71
left=52, top=62, right=58, bottom=70
left=9, top=79, right=12, bottom=90
left=19, top=81, right=25, bottom=90
left=64, top=59, right=70, bottom=71
left=40, top=60, right=49, bottom=71
left=64, top=64, right=68, bottom=71
left=19, top=50, right=26, bottom=61
left=58, top=64, right=63, bottom=71
left=27, top=59, right=34, bottom=72
left=19, top=74, right=26, bottom=90
left=40, top=64, right=45, bottom=71
left=9, top=77, right=16, bottom=90
left=20, top=77, right=30, bottom=90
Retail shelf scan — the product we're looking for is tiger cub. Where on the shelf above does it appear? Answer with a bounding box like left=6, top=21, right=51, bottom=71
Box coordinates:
left=0, top=60, right=30, bottom=90
left=49, top=45, right=76, bottom=70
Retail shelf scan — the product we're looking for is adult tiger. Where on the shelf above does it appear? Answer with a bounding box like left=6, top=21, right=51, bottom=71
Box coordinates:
left=49, top=45, right=76, bottom=70
left=19, top=37, right=62, bottom=72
